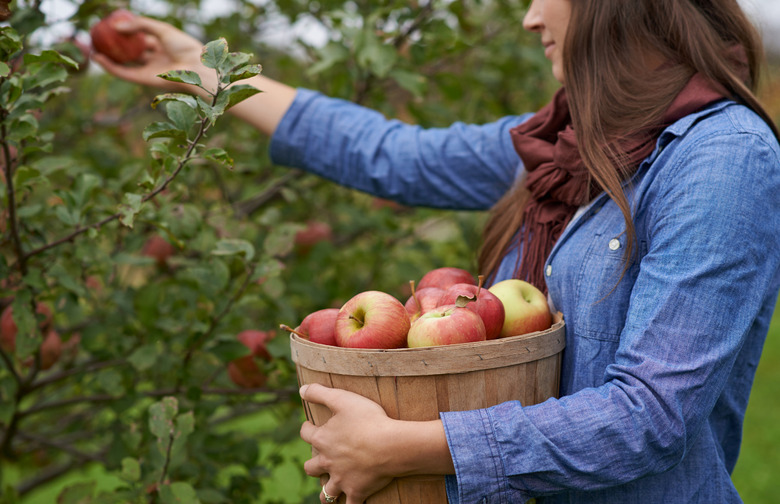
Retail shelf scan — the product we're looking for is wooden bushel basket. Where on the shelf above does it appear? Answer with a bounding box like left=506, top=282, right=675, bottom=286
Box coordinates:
left=291, top=312, right=565, bottom=504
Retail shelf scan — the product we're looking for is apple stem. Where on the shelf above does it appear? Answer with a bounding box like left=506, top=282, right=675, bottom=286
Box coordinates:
left=410, top=280, right=422, bottom=312
left=477, top=274, right=485, bottom=299
left=279, top=324, right=306, bottom=338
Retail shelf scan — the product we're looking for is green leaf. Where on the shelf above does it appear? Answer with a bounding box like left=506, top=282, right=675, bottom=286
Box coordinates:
left=142, top=122, right=186, bottom=142
left=0, top=61, right=9, bottom=78
left=127, top=343, right=161, bottom=371
left=264, top=223, right=303, bottom=257
left=201, top=38, right=228, bottom=70
left=0, top=26, right=24, bottom=58
left=24, top=49, right=79, bottom=70
left=149, top=396, right=178, bottom=440
left=218, top=84, right=261, bottom=111
left=202, top=148, right=233, bottom=169
left=97, top=369, right=124, bottom=395
left=57, top=481, right=96, bottom=504
left=150, top=93, right=199, bottom=110
left=389, top=69, right=427, bottom=98
left=0, top=376, right=18, bottom=424
left=226, top=64, right=262, bottom=84
left=25, top=61, right=68, bottom=89
left=164, top=100, right=199, bottom=132
left=212, top=239, right=255, bottom=262
left=208, top=339, right=251, bottom=363
left=6, top=113, right=39, bottom=142
left=120, top=458, right=141, bottom=483
left=157, top=70, right=203, bottom=88
left=159, top=482, right=201, bottom=504
left=118, top=193, right=145, bottom=228
left=306, top=42, right=349, bottom=76
left=11, top=292, right=37, bottom=359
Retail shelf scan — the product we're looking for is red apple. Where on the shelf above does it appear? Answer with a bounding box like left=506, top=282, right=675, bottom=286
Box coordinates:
left=23, top=330, right=62, bottom=370
left=142, top=234, right=176, bottom=267
left=488, top=279, right=552, bottom=337
left=90, top=9, right=147, bottom=64
left=336, top=291, right=410, bottom=349
left=295, top=221, right=333, bottom=250
left=0, top=303, right=54, bottom=353
left=407, top=301, right=487, bottom=348
left=417, top=267, right=476, bottom=291
left=404, top=286, right=446, bottom=322
left=228, top=329, right=274, bottom=389
left=438, top=283, right=505, bottom=340
left=296, top=308, right=339, bottom=346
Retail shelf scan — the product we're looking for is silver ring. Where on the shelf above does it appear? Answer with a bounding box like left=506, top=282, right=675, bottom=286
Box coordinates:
left=322, top=487, right=338, bottom=503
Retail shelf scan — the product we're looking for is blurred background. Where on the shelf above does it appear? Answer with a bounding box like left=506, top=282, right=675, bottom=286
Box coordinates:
left=2, top=0, right=779, bottom=503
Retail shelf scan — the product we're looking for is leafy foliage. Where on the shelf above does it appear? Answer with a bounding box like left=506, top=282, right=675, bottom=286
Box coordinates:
left=0, top=0, right=556, bottom=502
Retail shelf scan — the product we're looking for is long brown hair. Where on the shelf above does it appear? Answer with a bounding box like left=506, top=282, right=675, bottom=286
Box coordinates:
left=478, top=0, right=779, bottom=282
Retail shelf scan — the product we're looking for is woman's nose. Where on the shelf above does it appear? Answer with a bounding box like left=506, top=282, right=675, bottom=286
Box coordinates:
left=522, top=0, right=543, bottom=32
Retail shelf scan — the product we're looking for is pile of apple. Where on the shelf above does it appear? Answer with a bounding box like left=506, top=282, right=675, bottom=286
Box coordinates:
left=284, top=267, right=553, bottom=349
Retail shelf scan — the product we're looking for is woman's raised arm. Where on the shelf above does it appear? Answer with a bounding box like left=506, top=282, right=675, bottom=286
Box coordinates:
left=92, top=15, right=297, bottom=136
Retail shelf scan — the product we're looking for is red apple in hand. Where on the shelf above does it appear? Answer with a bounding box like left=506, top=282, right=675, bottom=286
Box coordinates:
left=90, top=9, right=147, bottom=64
left=336, top=291, right=410, bottom=349
left=488, top=279, right=552, bottom=337
left=228, top=330, right=274, bottom=389
left=438, top=283, right=505, bottom=340
left=296, top=308, right=339, bottom=346
left=407, top=299, right=487, bottom=348
left=417, top=267, right=476, bottom=291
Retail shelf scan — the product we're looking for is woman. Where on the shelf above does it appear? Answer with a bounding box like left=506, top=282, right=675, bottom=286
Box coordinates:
left=97, top=0, right=780, bottom=502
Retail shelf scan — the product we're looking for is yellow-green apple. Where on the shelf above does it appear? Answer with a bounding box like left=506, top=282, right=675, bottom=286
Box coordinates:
left=296, top=308, right=339, bottom=346
left=417, top=267, right=476, bottom=291
left=228, top=330, right=274, bottom=388
left=438, top=283, right=505, bottom=340
left=90, top=9, right=147, bottom=64
left=404, top=286, right=445, bottom=322
left=488, top=279, right=552, bottom=337
left=336, top=291, right=410, bottom=349
left=407, top=299, right=487, bottom=348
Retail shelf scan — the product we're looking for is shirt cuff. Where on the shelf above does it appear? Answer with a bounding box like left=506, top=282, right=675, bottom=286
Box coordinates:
left=441, top=406, right=533, bottom=503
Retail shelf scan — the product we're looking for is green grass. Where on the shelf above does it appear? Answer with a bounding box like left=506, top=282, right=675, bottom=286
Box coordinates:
left=731, top=297, right=780, bottom=503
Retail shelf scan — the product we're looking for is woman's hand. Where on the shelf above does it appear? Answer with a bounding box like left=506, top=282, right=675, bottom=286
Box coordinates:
left=91, top=15, right=214, bottom=94
left=299, top=383, right=456, bottom=504
left=299, top=384, right=397, bottom=504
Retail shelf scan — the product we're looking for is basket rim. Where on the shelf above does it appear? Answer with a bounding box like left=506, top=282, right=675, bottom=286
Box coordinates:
left=290, top=313, right=565, bottom=376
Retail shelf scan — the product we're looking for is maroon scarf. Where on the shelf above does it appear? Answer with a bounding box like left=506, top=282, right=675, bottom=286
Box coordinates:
left=509, top=75, right=726, bottom=293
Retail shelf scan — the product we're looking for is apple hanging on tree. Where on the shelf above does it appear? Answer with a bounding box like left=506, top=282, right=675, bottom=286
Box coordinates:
left=227, top=329, right=274, bottom=389
left=488, top=279, right=552, bottom=337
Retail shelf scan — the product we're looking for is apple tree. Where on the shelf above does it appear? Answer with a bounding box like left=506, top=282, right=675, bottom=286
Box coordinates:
left=0, top=0, right=555, bottom=502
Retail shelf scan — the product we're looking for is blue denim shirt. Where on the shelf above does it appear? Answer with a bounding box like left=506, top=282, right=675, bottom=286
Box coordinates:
left=270, top=89, right=780, bottom=503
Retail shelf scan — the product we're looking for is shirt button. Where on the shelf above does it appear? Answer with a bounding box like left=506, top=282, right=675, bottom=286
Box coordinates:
left=546, top=265, right=553, bottom=277
left=609, top=238, right=621, bottom=251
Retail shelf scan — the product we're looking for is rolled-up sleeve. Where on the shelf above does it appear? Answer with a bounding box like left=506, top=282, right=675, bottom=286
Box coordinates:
left=269, top=89, right=529, bottom=210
